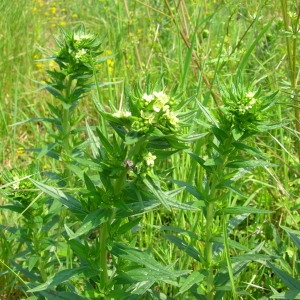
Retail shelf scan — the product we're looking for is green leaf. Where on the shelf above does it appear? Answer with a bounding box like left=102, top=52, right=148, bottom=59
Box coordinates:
left=227, top=213, right=250, bottom=233
left=36, top=143, right=60, bottom=160
left=45, top=85, right=66, bottom=102
left=125, top=131, right=144, bottom=145
left=212, top=237, right=249, bottom=251
left=65, top=230, right=90, bottom=261
left=38, top=290, right=86, bottom=300
left=177, top=270, right=207, bottom=296
left=226, top=160, right=278, bottom=168
left=214, top=260, right=248, bottom=287
left=288, top=233, right=300, bottom=252
left=72, top=157, right=103, bottom=171
left=215, top=206, right=273, bottom=215
left=0, top=204, right=25, bottom=214
left=204, top=157, right=223, bottom=166
left=143, top=177, right=198, bottom=211
left=125, top=280, right=154, bottom=296
left=28, top=255, right=39, bottom=271
left=83, top=172, right=97, bottom=192
left=115, top=200, right=160, bottom=218
left=86, top=121, right=100, bottom=159
left=27, top=267, right=97, bottom=292
left=280, top=226, right=300, bottom=236
left=165, top=234, right=202, bottom=262
left=155, top=225, right=199, bottom=239
left=71, top=208, right=113, bottom=239
left=111, top=243, right=189, bottom=281
left=232, top=126, right=244, bottom=141
left=267, top=262, right=300, bottom=290
left=217, top=182, right=246, bottom=198
left=164, top=197, right=200, bottom=211
left=162, top=135, right=188, bottom=150
left=96, top=126, right=114, bottom=154
left=125, top=267, right=178, bottom=282
left=181, top=133, right=208, bottom=142
left=117, top=217, right=142, bottom=235
left=143, top=177, right=171, bottom=210
left=30, top=180, right=85, bottom=216
left=196, top=101, right=218, bottom=125
left=167, top=178, right=206, bottom=202
left=11, top=117, right=59, bottom=127
left=281, top=226, right=300, bottom=251
left=187, top=151, right=213, bottom=173
left=211, top=126, right=229, bottom=143
left=232, top=142, right=269, bottom=159
left=229, top=253, right=274, bottom=263
left=270, top=290, right=300, bottom=299
left=10, top=260, right=41, bottom=282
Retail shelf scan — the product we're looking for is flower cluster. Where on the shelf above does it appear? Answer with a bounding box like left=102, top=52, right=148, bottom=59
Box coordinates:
left=130, top=91, right=179, bottom=134
left=40, top=25, right=104, bottom=105
left=235, top=91, right=258, bottom=115
left=101, top=88, right=189, bottom=177
left=125, top=151, right=157, bottom=178
left=220, top=83, right=277, bottom=139
left=56, top=26, right=103, bottom=69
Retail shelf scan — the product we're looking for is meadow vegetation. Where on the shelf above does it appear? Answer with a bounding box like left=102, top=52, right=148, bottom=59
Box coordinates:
left=0, top=0, right=299, bottom=299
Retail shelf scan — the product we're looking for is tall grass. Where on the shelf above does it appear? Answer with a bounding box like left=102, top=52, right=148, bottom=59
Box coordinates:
left=0, top=0, right=299, bottom=299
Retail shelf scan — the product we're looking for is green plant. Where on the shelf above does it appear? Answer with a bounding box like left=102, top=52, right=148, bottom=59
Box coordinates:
left=1, top=1, right=299, bottom=299
left=3, top=25, right=200, bottom=299
left=163, top=77, right=279, bottom=299
left=279, top=0, right=300, bottom=158
left=267, top=226, right=300, bottom=299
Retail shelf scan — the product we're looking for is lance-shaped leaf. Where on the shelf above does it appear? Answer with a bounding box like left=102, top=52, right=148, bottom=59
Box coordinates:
left=70, top=208, right=113, bottom=239
left=30, top=180, right=85, bottom=217
left=215, top=206, right=273, bottom=216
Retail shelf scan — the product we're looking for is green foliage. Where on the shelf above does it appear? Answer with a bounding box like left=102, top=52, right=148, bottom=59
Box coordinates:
left=0, top=1, right=299, bottom=299
left=267, top=226, right=300, bottom=299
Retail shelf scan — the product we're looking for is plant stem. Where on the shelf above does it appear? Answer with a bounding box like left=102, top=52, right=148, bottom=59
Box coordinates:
left=223, top=215, right=238, bottom=300
left=32, top=229, right=47, bottom=282
left=61, top=76, right=74, bottom=180
left=205, top=201, right=215, bottom=300
left=99, top=221, right=109, bottom=293
left=203, top=133, right=233, bottom=298
left=280, top=0, right=300, bottom=159
left=62, top=106, right=71, bottom=156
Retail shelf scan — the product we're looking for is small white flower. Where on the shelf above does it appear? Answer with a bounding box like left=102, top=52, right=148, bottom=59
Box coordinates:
left=74, top=33, right=93, bottom=41
left=142, top=93, right=154, bottom=103
left=112, top=111, right=132, bottom=118
left=75, top=48, right=87, bottom=59
left=144, top=152, right=157, bottom=167
left=123, top=111, right=132, bottom=117
left=153, top=101, right=164, bottom=112
left=153, top=91, right=169, bottom=104
left=166, top=111, right=179, bottom=126
left=245, top=91, right=255, bottom=99
left=249, top=98, right=257, bottom=106
left=12, top=176, right=20, bottom=190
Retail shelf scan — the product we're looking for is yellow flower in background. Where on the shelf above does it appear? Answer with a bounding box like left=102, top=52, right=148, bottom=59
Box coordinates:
left=50, top=7, right=57, bottom=14
left=16, top=147, right=25, bottom=155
